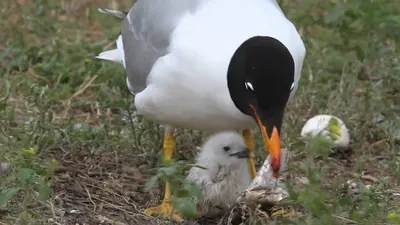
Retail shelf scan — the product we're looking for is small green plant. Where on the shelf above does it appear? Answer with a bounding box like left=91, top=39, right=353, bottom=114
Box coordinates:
left=145, top=159, right=204, bottom=218
left=389, top=211, right=400, bottom=225
left=327, top=117, right=341, bottom=142
left=0, top=147, right=57, bottom=210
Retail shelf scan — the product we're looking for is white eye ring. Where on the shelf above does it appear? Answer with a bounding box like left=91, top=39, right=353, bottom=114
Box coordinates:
left=245, top=82, right=254, bottom=91
left=290, top=82, right=295, bottom=91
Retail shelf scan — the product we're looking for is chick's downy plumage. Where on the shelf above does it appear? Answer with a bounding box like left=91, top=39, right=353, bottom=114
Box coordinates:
left=187, top=131, right=252, bottom=211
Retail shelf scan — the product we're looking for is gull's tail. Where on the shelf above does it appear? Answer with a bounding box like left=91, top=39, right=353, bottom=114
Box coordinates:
left=95, top=8, right=127, bottom=68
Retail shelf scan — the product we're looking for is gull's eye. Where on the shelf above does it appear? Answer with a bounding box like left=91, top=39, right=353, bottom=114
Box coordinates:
left=223, top=146, right=230, bottom=151
left=290, top=82, right=295, bottom=91
left=244, top=82, right=254, bottom=91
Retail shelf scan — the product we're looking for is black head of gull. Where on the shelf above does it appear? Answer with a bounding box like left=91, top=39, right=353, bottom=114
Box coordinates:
left=227, top=36, right=295, bottom=178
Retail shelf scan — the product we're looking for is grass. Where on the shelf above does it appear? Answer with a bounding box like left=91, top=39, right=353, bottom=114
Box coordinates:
left=0, top=0, right=399, bottom=224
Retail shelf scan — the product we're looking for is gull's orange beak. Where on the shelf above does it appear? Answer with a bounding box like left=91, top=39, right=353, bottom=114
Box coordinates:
left=249, top=105, right=281, bottom=178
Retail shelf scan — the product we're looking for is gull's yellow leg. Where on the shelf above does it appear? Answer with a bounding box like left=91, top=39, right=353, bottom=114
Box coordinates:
left=144, top=128, right=182, bottom=221
left=242, top=129, right=257, bottom=179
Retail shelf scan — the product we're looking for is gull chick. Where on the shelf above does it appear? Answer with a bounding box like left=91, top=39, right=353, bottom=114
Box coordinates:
left=187, top=131, right=253, bottom=213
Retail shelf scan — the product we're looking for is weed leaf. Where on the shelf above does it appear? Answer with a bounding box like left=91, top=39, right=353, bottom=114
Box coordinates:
left=18, top=168, right=34, bottom=185
left=0, top=187, right=20, bottom=208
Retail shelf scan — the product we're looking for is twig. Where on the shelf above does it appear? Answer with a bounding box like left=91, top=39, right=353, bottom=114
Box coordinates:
left=68, top=181, right=143, bottom=217
left=62, top=75, right=98, bottom=118
left=84, top=185, right=97, bottom=213
left=103, top=40, right=116, bottom=50
left=67, top=75, right=98, bottom=102
left=95, top=215, right=126, bottom=225
left=305, top=101, right=315, bottom=120
left=339, top=67, right=345, bottom=94
left=308, top=65, right=314, bottom=84
left=27, top=67, right=51, bottom=85
left=114, top=150, right=119, bottom=174
left=361, top=174, right=379, bottom=183
left=54, top=167, right=81, bottom=174
left=53, top=73, right=63, bottom=89
left=90, top=195, right=144, bottom=219
left=332, top=215, right=357, bottom=224
left=352, top=173, right=380, bottom=183
left=51, top=221, right=62, bottom=225
left=47, top=200, right=57, bottom=219
left=78, top=177, right=130, bottom=205
left=368, top=139, right=389, bottom=147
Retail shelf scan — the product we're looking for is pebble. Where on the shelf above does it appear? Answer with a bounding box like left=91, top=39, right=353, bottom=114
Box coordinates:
left=0, top=162, right=10, bottom=173
left=295, top=176, right=309, bottom=186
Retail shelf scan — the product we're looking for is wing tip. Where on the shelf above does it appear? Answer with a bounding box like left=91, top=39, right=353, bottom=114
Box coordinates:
left=97, top=8, right=127, bottom=19
left=96, top=49, right=122, bottom=63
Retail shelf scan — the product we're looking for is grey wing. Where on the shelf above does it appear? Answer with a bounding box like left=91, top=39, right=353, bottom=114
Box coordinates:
left=121, top=0, right=204, bottom=94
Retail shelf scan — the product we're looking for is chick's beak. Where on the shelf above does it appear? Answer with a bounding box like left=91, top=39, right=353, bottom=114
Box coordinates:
left=230, top=147, right=254, bottom=158
left=249, top=105, right=281, bottom=179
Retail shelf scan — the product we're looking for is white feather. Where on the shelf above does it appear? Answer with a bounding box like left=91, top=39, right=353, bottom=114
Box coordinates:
left=96, top=34, right=126, bottom=68
left=97, top=8, right=127, bottom=19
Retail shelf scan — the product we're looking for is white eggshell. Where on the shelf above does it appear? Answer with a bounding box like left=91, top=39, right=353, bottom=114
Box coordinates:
left=301, top=114, right=350, bottom=148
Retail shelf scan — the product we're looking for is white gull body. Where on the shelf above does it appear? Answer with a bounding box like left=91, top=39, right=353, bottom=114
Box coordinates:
left=96, top=0, right=306, bottom=131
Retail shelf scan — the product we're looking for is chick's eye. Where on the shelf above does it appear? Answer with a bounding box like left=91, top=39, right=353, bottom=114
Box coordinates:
left=223, top=146, right=230, bottom=151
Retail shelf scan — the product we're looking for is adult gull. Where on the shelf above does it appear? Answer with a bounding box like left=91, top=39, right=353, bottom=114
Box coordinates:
left=96, top=0, right=306, bottom=220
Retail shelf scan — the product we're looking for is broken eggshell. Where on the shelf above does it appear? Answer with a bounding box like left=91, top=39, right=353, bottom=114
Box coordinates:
left=236, top=148, right=289, bottom=205
left=301, top=115, right=350, bottom=149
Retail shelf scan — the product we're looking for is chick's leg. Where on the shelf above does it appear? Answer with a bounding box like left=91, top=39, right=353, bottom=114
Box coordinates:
left=144, top=128, right=182, bottom=221
left=242, top=129, right=256, bottom=179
